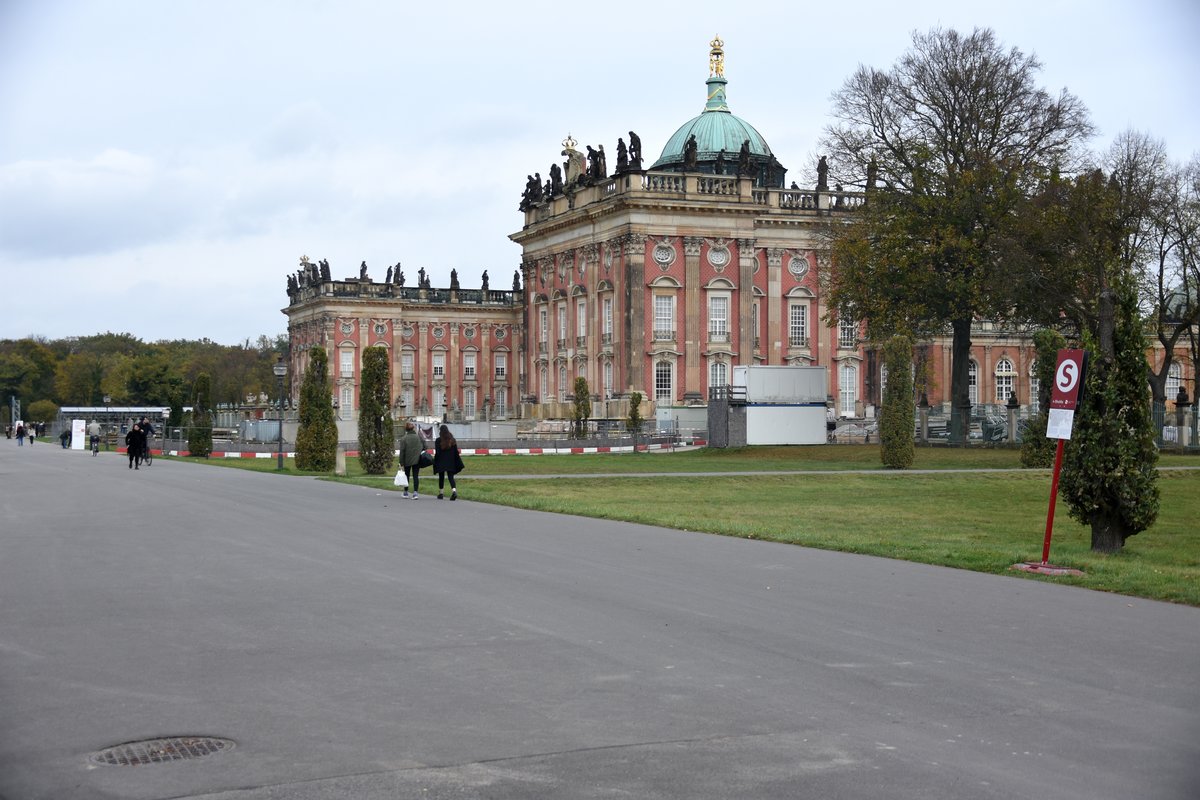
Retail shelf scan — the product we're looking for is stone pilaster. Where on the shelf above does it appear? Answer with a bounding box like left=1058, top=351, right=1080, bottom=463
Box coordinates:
left=683, top=236, right=703, bottom=401
left=623, top=233, right=646, bottom=392
left=738, top=238, right=756, bottom=365
left=766, top=248, right=785, bottom=365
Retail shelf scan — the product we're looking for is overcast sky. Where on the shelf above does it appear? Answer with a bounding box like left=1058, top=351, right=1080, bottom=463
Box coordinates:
left=2, top=1, right=1197, bottom=346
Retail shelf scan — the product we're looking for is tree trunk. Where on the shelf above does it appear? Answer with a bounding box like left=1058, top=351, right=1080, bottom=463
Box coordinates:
left=949, top=318, right=973, bottom=443
left=1091, top=515, right=1127, bottom=553
left=1097, top=288, right=1116, bottom=361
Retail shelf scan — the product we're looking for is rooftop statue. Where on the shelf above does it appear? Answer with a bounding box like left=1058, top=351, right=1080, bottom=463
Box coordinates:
left=816, top=156, right=829, bottom=192
left=715, top=149, right=726, bottom=175
left=562, top=134, right=586, bottom=186
left=683, top=134, right=698, bottom=170
left=450, top=268, right=460, bottom=291
left=549, top=163, right=563, bottom=195
left=418, top=267, right=427, bottom=288
left=320, top=259, right=330, bottom=282
left=513, top=269, right=521, bottom=292
left=481, top=270, right=489, bottom=292
left=737, top=139, right=751, bottom=176
left=616, top=138, right=628, bottom=173
left=628, top=130, right=643, bottom=171
left=393, top=261, right=404, bottom=285
left=385, top=265, right=393, bottom=285
left=359, top=261, right=369, bottom=281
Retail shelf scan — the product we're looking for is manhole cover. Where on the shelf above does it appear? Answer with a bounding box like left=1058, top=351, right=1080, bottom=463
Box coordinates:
left=91, top=736, right=235, bottom=766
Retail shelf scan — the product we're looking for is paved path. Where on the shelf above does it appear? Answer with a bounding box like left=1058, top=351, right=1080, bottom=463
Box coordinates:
left=1, top=442, right=1197, bottom=799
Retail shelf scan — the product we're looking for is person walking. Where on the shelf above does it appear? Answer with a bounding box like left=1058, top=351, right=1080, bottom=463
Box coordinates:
left=397, top=420, right=427, bottom=499
left=125, top=423, right=145, bottom=469
left=433, top=424, right=464, bottom=500
left=15, top=423, right=25, bottom=446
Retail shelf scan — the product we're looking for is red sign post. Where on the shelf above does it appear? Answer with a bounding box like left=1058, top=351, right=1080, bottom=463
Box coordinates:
left=1034, top=349, right=1087, bottom=569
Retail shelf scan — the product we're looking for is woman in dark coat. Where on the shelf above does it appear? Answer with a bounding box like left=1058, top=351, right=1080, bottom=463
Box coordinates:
left=432, top=424, right=463, bottom=500
left=125, top=424, right=145, bottom=469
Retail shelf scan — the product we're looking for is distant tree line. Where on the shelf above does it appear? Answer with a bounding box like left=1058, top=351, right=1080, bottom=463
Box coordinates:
left=0, top=331, right=289, bottom=424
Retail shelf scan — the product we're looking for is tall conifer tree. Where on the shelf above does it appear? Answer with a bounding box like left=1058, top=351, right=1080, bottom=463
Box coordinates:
left=295, top=346, right=338, bottom=471
left=356, top=347, right=394, bottom=474
left=188, top=373, right=213, bottom=457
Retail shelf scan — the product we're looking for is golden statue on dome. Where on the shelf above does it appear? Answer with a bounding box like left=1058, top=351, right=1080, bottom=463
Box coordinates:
left=709, top=35, right=725, bottom=77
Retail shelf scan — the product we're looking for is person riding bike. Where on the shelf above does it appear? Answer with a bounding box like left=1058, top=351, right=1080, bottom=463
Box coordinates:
left=87, top=419, right=102, bottom=456
left=138, top=416, right=156, bottom=464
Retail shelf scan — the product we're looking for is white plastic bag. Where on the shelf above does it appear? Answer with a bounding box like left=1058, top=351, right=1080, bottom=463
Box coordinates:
left=393, top=468, right=408, bottom=488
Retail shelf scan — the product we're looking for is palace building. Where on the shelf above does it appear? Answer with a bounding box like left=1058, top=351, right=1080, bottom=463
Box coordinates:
left=282, top=38, right=1190, bottom=432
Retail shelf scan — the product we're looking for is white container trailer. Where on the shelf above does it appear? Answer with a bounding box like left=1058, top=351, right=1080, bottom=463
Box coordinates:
left=731, top=365, right=828, bottom=445
left=732, top=365, right=827, bottom=404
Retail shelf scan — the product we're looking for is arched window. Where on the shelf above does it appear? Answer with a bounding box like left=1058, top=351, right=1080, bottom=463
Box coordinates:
left=1166, top=362, right=1183, bottom=400
left=994, top=358, right=1016, bottom=403
left=558, top=365, right=568, bottom=401
left=655, top=361, right=673, bottom=403
left=839, top=363, right=857, bottom=417
left=603, top=360, right=613, bottom=399
left=710, top=360, right=727, bottom=388
left=968, top=360, right=978, bottom=406
left=539, top=366, right=548, bottom=401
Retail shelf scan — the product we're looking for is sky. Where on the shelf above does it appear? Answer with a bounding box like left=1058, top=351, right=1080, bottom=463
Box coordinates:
left=2, top=1, right=1197, bottom=346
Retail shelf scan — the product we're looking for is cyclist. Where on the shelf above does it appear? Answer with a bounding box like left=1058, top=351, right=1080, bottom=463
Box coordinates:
left=87, top=419, right=102, bottom=455
left=138, top=416, right=156, bottom=464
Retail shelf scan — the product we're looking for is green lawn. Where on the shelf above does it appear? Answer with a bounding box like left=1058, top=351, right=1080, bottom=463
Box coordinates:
left=167, top=445, right=1200, bottom=605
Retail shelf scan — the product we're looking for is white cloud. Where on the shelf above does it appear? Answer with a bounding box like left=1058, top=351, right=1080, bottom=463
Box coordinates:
left=0, top=0, right=1196, bottom=345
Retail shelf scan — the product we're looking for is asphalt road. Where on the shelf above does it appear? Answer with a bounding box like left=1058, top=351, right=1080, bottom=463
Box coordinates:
left=1, top=442, right=1197, bottom=799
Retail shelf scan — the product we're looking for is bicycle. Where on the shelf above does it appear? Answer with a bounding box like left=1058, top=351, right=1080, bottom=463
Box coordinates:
left=142, top=440, right=153, bottom=466
left=90, top=435, right=100, bottom=456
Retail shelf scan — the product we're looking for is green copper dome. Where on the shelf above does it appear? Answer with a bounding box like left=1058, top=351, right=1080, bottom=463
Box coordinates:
left=650, top=37, right=784, bottom=186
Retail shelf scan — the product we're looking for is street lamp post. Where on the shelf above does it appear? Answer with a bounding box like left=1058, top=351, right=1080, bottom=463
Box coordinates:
left=273, top=358, right=288, bottom=470
left=103, top=395, right=111, bottom=449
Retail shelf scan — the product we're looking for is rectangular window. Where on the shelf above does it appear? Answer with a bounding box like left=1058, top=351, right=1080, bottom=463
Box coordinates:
left=340, top=385, right=353, bottom=413
left=494, top=353, right=507, bottom=378
left=400, top=388, right=413, bottom=414
left=752, top=301, right=760, bottom=348
left=340, top=349, right=354, bottom=377
left=539, top=308, right=548, bottom=343
left=494, top=387, right=506, bottom=417
left=789, top=304, right=808, bottom=346
left=432, top=352, right=445, bottom=379
left=400, top=352, right=413, bottom=380
left=464, top=388, right=476, bottom=418
left=603, top=360, right=613, bottom=398
left=654, top=295, right=675, bottom=340
left=839, top=318, right=857, bottom=349
left=577, top=299, right=587, bottom=336
left=709, top=295, right=728, bottom=340
left=602, top=298, right=613, bottom=335
left=557, top=305, right=567, bottom=340
left=463, top=352, right=476, bottom=380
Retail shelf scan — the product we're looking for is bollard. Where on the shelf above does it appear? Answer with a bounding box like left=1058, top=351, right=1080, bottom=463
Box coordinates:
left=335, top=445, right=346, bottom=476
